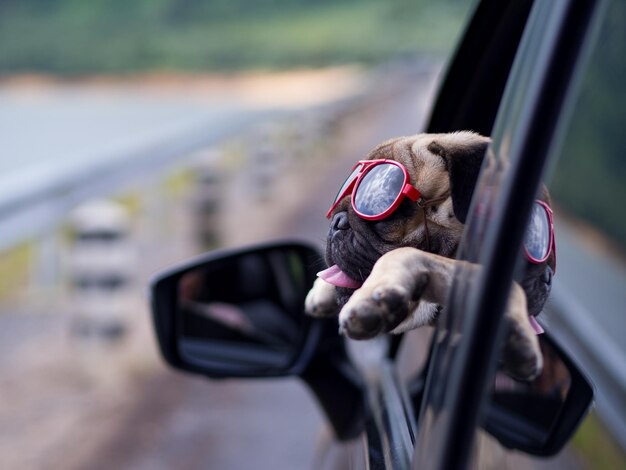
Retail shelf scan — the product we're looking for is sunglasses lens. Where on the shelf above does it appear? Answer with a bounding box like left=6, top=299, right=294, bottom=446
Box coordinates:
left=354, top=163, right=404, bottom=217
left=524, top=202, right=551, bottom=261
left=333, top=164, right=362, bottom=205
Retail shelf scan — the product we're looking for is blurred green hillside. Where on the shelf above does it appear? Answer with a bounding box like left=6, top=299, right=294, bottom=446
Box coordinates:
left=550, top=0, right=626, bottom=252
left=0, top=0, right=471, bottom=74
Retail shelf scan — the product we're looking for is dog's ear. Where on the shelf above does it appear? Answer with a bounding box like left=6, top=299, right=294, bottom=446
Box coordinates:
left=427, top=133, right=490, bottom=224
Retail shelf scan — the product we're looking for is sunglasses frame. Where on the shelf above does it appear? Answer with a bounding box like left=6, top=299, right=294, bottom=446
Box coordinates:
left=524, top=200, right=556, bottom=269
left=326, top=159, right=421, bottom=221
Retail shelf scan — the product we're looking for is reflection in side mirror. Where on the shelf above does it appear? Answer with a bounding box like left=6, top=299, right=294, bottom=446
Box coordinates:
left=483, top=332, right=593, bottom=456
left=151, top=240, right=367, bottom=441
left=151, top=241, right=325, bottom=378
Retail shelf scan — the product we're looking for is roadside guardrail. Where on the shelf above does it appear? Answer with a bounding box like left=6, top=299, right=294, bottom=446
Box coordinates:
left=0, top=111, right=272, bottom=253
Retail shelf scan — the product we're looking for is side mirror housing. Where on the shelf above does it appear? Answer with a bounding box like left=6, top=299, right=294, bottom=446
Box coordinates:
left=483, top=332, right=594, bottom=456
left=150, top=240, right=367, bottom=440
left=150, top=240, right=325, bottom=378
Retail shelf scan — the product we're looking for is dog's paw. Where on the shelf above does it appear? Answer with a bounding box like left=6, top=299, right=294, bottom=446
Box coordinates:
left=501, top=321, right=543, bottom=381
left=339, top=285, right=410, bottom=339
left=305, top=278, right=339, bottom=317
left=338, top=274, right=429, bottom=339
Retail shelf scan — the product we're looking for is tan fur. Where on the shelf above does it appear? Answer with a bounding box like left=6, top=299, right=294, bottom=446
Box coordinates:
left=306, top=132, right=543, bottom=381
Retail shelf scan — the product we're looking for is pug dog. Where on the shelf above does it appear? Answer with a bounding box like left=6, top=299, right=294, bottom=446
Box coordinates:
left=305, top=132, right=556, bottom=381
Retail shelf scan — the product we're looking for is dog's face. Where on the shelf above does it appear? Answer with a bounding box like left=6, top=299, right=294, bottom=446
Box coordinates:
left=325, top=132, right=555, bottom=315
left=326, top=132, right=490, bottom=307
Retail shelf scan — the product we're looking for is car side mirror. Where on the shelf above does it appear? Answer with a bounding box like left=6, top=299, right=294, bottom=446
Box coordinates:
left=150, top=240, right=326, bottom=378
left=483, top=332, right=594, bottom=456
left=150, top=240, right=367, bottom=441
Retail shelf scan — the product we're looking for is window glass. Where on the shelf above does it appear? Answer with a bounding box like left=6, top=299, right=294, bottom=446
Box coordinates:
left=477, top=2, right=626, bottom=467
left=535, top=0, right=626, bottom=466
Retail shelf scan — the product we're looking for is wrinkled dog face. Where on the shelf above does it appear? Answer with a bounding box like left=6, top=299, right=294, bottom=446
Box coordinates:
left=326, top=132, right=490, bottom=307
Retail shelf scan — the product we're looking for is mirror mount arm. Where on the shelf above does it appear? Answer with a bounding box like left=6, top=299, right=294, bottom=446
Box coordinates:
left=300, top=321, right=367, bottom=441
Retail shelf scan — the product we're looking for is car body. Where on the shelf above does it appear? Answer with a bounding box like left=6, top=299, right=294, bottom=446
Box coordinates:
left=150, top=0, right=620, bottom=468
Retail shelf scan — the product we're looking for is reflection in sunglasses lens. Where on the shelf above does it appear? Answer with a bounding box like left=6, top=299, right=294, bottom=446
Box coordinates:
left=354, top=164, right=404, bottom=216
left=525, top=203, right=551, bottom=261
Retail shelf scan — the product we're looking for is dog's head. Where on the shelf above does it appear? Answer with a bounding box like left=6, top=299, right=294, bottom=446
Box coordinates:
left=325, top=132, right=490, bottom=306
left=325, top=132, right=555, bottom=315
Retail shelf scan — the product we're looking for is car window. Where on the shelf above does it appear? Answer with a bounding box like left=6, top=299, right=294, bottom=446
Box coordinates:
left=541, top=0, right=626, bottom=465
left=414, top=0, right=619, bottom=467
left=477, top=1, right=626, bottom=467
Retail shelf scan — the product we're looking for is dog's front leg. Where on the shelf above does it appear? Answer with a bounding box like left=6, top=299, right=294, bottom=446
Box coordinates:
left=338, top=247, right=455, bottom=339
left=501, top=283, right=543, bottom=381
left=338, top=247, right=543, bottom=381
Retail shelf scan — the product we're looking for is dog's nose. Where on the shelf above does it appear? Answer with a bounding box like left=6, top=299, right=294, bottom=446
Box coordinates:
left=330, top=212, right=350, bottom=232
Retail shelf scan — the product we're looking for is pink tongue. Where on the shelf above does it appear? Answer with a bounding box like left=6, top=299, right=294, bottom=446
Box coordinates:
left=528, top=316, right=544, bottom=335
left=317, top=265, right=362, bottom=289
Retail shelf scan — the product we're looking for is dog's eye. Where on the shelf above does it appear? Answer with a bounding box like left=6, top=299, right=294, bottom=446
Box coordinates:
left=370, top=200, right=417, bottom=238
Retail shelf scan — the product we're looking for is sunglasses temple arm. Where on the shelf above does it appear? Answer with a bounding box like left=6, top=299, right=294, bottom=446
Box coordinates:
left=403, top=184, right=421, bottom=201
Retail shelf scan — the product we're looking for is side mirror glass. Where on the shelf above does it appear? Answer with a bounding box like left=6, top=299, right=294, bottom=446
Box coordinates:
left=483, top=332, right=594, bottom=456
left=150, top=241, right=325, bottom=378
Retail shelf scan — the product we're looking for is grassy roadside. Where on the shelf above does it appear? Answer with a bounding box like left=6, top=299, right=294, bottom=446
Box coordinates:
left=0, top=242, right=33, bottom=302
left=572, top=413, right=626, bottom=469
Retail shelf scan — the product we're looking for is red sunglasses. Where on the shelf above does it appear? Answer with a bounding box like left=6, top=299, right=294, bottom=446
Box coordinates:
left=523, top=200, right=557, bottom=270
left=328, top=160, right=556, bottom=270
left=326, top=159, right=421, bottom=220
